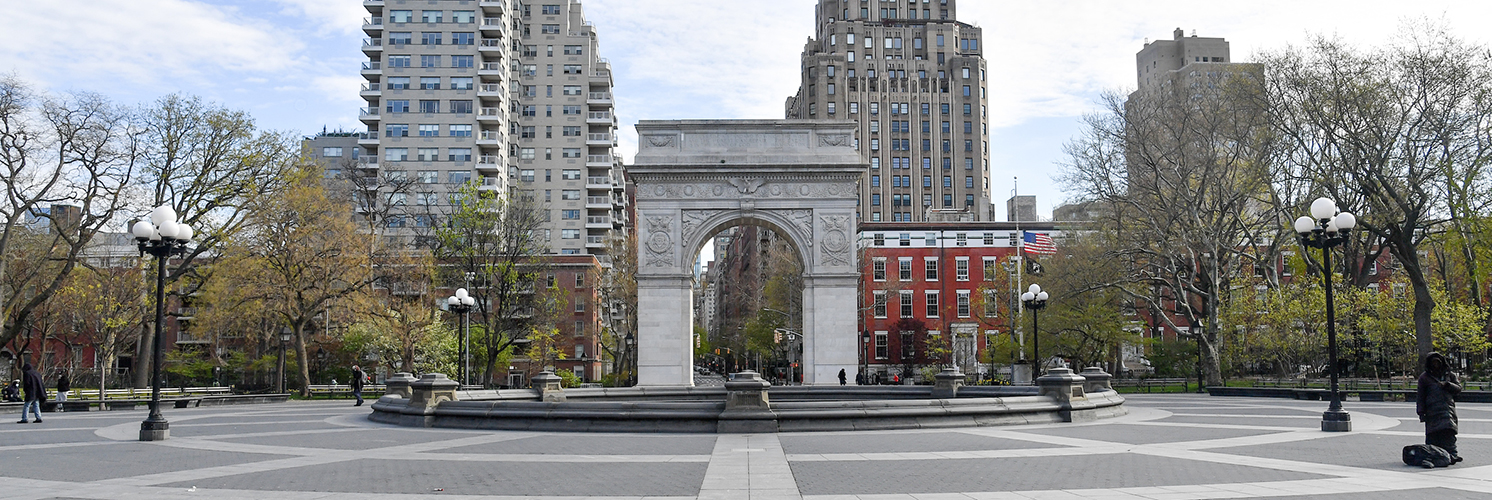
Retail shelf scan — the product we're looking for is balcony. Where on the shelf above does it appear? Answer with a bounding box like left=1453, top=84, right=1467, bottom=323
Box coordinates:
left=479, top=176, right=504, bottom=191
left=356, top=159, right=379, bottom=170
left=590, top=69, right=611, bottom=84
left=358, top=133, right=379, bottom=146
left=358, top=107, right=380, bottom=123
left=586, top=154, right=614, bottom=166
left=361, top=38, right=383, bottom=53
left=480, top=17, right=504, bottom=31
left=586, top=235, right=606, bottom=248
left=479, top=62, right=504, bottom=76
left=362, top=17, right=383, bottom=32
left=477, top=83, right=503, bottom=97
left=585, top=215, right=611, bottom=228
left=475, top=155, right=503, bottom=172
left=586, top=196, right=611, bottom=208
left=360, top=82, right=381, bottom=98
left=477, top=130, right=503, bottom=145
left=586, top=111, right=611, bottom=123
left=586, top=132, right=613, bottom=145
left=363, top=0, right=384, bottom=7
left=586, top=176, right=613, bottom=189
left=477, top=107, right=503, bottom=121
left=479, top=39, right=503, bottom=52
left=587, top=92, right=612, bottom=106
left=361, top=61, right=382, bottom=76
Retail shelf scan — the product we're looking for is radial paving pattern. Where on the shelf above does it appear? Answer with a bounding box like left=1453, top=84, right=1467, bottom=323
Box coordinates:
left=0, top=395, right=1488, bottom=499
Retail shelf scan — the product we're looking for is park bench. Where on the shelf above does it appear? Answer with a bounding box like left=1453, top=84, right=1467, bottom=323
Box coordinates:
left=307, top=384, right=386, bottom=398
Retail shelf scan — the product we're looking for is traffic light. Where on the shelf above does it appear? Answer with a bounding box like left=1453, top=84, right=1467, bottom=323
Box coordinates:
left=774, top=330, right=782, bottom=343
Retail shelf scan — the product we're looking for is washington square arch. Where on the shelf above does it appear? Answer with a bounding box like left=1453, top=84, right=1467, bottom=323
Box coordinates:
left=630, top=120, right=863, bottom=386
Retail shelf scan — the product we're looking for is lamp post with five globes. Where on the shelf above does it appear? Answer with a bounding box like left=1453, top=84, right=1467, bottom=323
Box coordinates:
left=1293, top=197, right=1356, bottom=432
left=130, top=205, right=194, bottom=441
left=1020, top=284, right=1049, bottom=375
left=447, top=288, right=476, bottom=386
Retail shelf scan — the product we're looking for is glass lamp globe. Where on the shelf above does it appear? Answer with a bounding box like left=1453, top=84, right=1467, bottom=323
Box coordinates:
left=1293, top=216, right=1316, bottom=235
left=1310, top=197, right=1337, bottom=220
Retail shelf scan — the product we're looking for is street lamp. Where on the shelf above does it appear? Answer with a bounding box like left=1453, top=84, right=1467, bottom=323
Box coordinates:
left=131, top=204, right=193, bottom=442
left=624, top=333, right=636, bottom=386
left=1293, top=196, right=1356, bottom=432
left=1020, top=284, right=1049, bottom=376
left=446, top=288, right=476, bottom=386
left=775, top=328, right=800, bottom=385
left=860, top=331, right=871, bottom=385
left=278, top=327, right=292, bottom=394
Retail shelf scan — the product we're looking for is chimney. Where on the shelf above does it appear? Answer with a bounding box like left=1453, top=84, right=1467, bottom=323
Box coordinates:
left=1173, top=28, right=1184, bottom=40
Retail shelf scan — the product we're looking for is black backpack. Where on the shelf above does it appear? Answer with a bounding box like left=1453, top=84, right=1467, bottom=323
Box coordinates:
left=1403, top=444, right=1453, bottom=468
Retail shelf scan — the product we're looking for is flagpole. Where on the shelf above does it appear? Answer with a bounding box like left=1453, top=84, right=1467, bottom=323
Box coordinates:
left=1011, top=178, right=1027, bottom=382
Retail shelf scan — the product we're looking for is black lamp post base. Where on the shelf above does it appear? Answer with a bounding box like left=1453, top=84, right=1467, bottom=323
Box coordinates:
left=139, top=418, right=170, bottom=441
left=1321, top=410, right=1351, bottom=432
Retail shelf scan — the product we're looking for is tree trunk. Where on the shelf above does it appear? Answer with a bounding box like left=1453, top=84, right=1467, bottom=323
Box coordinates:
left=295, top=324, right=311, bottom=397
left=132, top=321, right=151, bottom=388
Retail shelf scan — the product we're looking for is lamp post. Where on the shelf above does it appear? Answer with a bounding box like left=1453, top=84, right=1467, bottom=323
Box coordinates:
left=131, top=204, right=193, bottom=442
left=1293, top=197, right=1356, bottom=432
left=446, top=288, right=475, bottom=386
left=624, top=333, right=636, bottom=386
left=861, top=331, right=871, bottom=385
left=1020, top=284, right=1049, bottom=376
left=277, top=327, right=292, bottom=394
left=775, top=328, right=800, bottom=385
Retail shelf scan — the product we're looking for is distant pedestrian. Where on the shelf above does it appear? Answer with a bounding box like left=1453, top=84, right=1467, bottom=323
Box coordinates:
left=351, top=365, right=366, bottom=406
left=18, top=363, right=45, bottom=423
left=56, top=371, right=70, bottom=408
left=856, top=371, right=865, bottom=385
left=1417, top=352, right=1462, bottom=464
left=2, top=380, right=18, bottom=402
left=838, top=368, right=847, bottom=386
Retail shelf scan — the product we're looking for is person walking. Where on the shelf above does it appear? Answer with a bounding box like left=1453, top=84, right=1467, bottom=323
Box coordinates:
left=351, top=365, right=366, bottom=406
left=1417, top=352, right=1462, bottom=463
left=838, top=368, right=847, bottom=386
left=55, top=371, right=70, bottom=410
left=18, top=363, right=45, bottom=424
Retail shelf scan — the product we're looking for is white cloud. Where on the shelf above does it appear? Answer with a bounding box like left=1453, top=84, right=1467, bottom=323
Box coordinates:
left=272, top=0, right=368, bottom=37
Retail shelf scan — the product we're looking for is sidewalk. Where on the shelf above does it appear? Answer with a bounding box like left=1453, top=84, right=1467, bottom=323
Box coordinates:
left=0, top=395, right=1487, bottom=499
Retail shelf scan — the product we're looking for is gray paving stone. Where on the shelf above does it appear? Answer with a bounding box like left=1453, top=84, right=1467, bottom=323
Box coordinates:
left=1012, top=423, right=1280, bottom=445
left=1255, top=487, right=1492, bottom=499
left=0, top=442, right=292, bottom=481
left=0, top=428, right=112, bottom=446
left=432, top=433, right=718, bottom=455
left=157, top=458, right=708, bottom=496
left=1157, top=415, right=1320, bottom=428
left=216, top=428, right=479, bottom=450
left=780, top=431, right=1065, bottom=455
left=1210, top=431, right=1485, bottom=471
left=788, top=453, right=1329, bottom=494
left=167, top=421, right=348, bottom=438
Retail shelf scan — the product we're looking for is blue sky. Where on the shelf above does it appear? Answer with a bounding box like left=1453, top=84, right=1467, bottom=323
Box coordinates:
left=7, top=0, right=1491, bottom=220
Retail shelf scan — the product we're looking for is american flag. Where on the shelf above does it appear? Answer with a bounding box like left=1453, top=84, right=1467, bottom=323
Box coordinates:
left=1022, top=232, right=1057, bottom=255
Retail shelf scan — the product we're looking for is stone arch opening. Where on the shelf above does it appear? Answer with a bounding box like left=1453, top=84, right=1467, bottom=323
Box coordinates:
left=630, top=120, right=864, bottom=386
left=689, top=216, right=809, bottom=383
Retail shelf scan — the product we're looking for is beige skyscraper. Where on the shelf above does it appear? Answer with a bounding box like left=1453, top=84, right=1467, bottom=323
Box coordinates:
left=358, top=0, right=626, bottom=255
left=786, top=0, right=991, bottom=223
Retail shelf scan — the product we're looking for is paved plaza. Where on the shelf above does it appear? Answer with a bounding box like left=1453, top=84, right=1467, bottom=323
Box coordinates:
left=0, top=394, right=1488, bottom=499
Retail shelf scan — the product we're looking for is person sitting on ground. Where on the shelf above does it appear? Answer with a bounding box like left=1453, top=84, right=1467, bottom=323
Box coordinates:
left=1417, top=351, right=1462, bottom=464
left=2, top=380, right=19, bottom=402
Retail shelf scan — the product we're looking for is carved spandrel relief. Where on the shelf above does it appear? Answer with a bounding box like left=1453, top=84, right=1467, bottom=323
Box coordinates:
left=772, top=209, right=814, bottom=247
left=818, top=134, right=851, bottom=147
left=680, top=210, right=725, bottom=247
left=643, top=135, right=675, bottom=148
left=644, top=215, right=676, bottom=268
left=818, top=214, right=852, bottom=267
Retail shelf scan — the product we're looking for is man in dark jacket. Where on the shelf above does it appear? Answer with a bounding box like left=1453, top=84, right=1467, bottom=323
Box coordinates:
left=351, top=365, right=366, bottom=406
left=18, top=363, right=45, bottom=424
left=1417, top=352, right=1461, bottom=463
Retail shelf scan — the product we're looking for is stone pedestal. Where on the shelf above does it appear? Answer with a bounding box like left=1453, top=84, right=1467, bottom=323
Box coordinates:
left=532, top=371, right=566, bottom=402
left=1080, top=366, right=1113, bottom=394
left=385, top=372, right=417, bottom=399
left=405, top=373, right=460, bottom=426
left=719, top=370, right=776, bottom=433
left=1037, top=367, right=1092, bottom=422
left=932, top=366, right=965, bottom=399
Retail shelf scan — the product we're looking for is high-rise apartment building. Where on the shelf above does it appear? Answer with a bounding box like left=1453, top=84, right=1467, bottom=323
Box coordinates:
left=358, top=0, right=626, bottom=255
left=785, top=0, right=991, bottom=223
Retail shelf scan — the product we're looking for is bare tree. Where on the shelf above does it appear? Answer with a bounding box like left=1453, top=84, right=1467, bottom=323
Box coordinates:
left=1259, top=25, right=1492, bottom=365
left=0, top=77, right=139, bottom=355
left=1061, top=69, right=1281, bottom=386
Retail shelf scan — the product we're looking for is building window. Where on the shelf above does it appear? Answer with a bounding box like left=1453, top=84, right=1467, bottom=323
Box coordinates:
left=416, top=124, right=437, bottom=137
left=983, top=257, right=997, bottom=281
left=452, top=55, right=474, bottom=68
left=561, top=189, right=580, bottom=200
left=901, top=331, right=915, bottom=360
left=418, top=100, right=439, bottom=113
left=384, top=148, right=408, bottom=161
left=387, top=100, right=410, bottom=113
left=984, top=290, right=999, bottom=317
left=899, top=258, right=912, bottom=281
left=899, top=233, right=910, bottom=246
left=420, top=55, right=440, bottom=68
left=389, top=10, right=412, bottom=23
left=450, top=124, right=472, bottom=137
left=421, top=10, right=442, bottom=23
left=873, top=259, right=886, bottom=281
left=417, top=170, right=438, bottom=184
left=925, top=258, right=938, bottom=281
left=451, top=77, right=473, bottom=90
left=900, top=291, right=914, bottom=318
left=448, top=171, right=472, bottom=184
left=387, top=77, right=410, bottom=89
left=421, top=32, right=441, bottom=45
left=925, top=291, right=939, bottom=318
left=956, top=258, right=969, bottom=281
left=561, top=229, right=580, bottom=239
left=874, top=292, right=887, bottom=318
left=453, top=32, right=475, bottom=45
left=875, top=331, right=888, bottom=359
left=957, top=291, right=971, bottom=318
left=322, top=147, right=342, bottom=157
left=448, top=148, right=472, bottom=162
left=561, top=148, right=582, bottom=158
left=450, top=100, right=473, bottom=114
